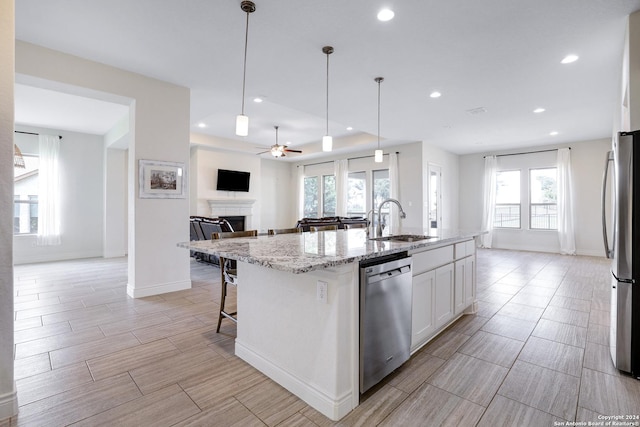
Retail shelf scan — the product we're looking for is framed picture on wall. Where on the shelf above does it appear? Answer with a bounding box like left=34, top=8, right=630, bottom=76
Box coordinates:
left=138, top=159, right=186, bottom=199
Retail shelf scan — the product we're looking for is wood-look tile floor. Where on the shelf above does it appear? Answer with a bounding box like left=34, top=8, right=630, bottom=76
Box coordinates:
left=5, top=249, right=640, bottom=426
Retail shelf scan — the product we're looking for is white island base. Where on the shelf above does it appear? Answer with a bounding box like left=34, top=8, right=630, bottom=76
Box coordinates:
left=235, top=261, right=360, bottom=421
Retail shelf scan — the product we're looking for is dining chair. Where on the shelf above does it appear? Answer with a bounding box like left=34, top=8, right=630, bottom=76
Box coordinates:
left=212, top=229, right=258, bottom=332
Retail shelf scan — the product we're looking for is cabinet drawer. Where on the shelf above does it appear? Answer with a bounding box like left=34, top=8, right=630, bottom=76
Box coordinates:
left=454, top=239, right=476, bottom=259
left=411, top=245, right=453, bottom=275
left=465, top=239, right=476, bottom=256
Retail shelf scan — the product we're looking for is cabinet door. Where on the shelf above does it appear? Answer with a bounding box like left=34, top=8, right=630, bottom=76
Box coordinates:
left=454, top=260, right=465, bottom=315
left=411, top=270, right=435, bottom=350
left=434, top=263, right=454, bottom=329
left=464, top=255, right=476, bottom=307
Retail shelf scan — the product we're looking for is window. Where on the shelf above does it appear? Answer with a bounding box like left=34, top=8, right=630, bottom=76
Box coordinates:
left=347, top=171, right=366, bottom=216
left=323, top=175, right=336, bottom=217
left=372, top=169, right=389, bottom=228
left=303, top=176, right=318, bottom=218
left=304, top=175, right=337, bottom=218
left=302, top=167, right=389, bottom=220
left=14, top=154, right=39, bottom=235
left=530, top=168, right=557, bottom=230
left=495, top=170, right=520, bottom=228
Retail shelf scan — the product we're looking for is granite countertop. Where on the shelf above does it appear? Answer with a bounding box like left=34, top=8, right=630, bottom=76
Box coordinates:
left=178, top=228, right=483, bottom=274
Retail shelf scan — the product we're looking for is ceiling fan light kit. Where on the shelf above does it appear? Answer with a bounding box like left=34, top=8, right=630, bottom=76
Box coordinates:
left=235, top=0, right=256, bottom=137
left=256, top=125, right=303, bottom=158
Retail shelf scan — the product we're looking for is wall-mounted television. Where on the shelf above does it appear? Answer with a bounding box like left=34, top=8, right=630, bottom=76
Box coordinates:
left=216, top=169, right=250, bottom=192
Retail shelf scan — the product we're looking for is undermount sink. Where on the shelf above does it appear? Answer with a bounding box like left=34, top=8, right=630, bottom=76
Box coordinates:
left=368, top=234, right=436, bottom=242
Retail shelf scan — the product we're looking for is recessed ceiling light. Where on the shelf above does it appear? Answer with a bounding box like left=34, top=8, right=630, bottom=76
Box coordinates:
left=346, top=126, right=353, bottom=131
left=561, top=54, right=579, bottom=64
left=550, top=131, right=559, bottom=136
left=377, top=8, right=394, bottom=21
left=430, top=91, right=442, bottom=98
left=197, top=122, right=207, bottom=128
left=533, top=108, right=545, bottom=113
left=253, top=97, right=263, bottom=103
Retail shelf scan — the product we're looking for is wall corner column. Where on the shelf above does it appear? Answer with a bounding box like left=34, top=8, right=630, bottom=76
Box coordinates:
left=0, top=0, right=19, bottom=419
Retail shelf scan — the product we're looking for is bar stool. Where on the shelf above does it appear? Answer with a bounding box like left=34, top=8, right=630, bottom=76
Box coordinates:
left=267, top=227, right=302, bottom=235
left=212, top=229, right=258, bottom=332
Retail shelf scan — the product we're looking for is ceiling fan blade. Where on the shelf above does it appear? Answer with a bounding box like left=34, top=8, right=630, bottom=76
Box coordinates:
left=255, top=150, right=270, bottom=155
left=285, top=149, right=302, bottom=153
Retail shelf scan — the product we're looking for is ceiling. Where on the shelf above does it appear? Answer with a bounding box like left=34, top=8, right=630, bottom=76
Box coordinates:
left=13, top=0, right=640, bottom=160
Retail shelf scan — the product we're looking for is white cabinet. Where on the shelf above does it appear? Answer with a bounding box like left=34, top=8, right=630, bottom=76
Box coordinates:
left=454, top=255, right=475, bottom=315
left=434, top=263, right=454, bottom=329
left=454, top=260, right=465, bottom=315
left=411, top=269, right=435, bottom=348
left=411, top=238, right=477, bottom=352
left=464, top=255, right=475, bottom=307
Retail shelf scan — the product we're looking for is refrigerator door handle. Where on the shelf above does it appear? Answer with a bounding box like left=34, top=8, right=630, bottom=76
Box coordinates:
left=602, top=150, right=614, bottom=259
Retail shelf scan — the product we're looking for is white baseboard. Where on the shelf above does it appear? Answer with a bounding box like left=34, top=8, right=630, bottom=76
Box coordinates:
left=0, top=384, right=18, bottom=420
left=235, top=339, right=356, bottom=421
left=13, top=250, right=103, bottom=265
left=103, top=250, right=127, bottom=258
left=127, top=279, right=191, bottom=298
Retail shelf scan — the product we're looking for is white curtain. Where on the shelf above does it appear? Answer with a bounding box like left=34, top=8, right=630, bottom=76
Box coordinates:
left=389, top=152, right=400, bottom=232
left=296, top=165, right=305, bottom=219
left=557, top=148, right=576, bottom=255
left=480, top=155, right=497, bottom=248
left=37, top=134, right=61, bottom=246
left=334, top=159, right=348, bottom=217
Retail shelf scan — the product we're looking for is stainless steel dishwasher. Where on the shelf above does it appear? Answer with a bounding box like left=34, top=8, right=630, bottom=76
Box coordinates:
left=359, top=253, right=412, bottom=393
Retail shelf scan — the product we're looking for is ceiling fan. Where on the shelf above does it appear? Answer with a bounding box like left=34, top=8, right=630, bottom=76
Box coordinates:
left=256, top=126, right=302, bottom=158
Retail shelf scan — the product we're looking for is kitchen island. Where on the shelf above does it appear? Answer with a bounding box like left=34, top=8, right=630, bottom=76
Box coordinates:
left=178, top=228, right=482, bottom=421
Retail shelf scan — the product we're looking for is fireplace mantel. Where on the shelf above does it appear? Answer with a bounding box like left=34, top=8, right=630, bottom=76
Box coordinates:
left=207, top=199, right=256, bottom=230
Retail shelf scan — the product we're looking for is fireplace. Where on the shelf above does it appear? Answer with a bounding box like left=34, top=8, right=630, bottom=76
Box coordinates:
left=220, top=216, right=245, bottom=232
left=208, top=199, right=256, bottom=231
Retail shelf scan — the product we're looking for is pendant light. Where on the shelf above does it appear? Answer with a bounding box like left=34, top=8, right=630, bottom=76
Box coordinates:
left=235, top=0, right=256, bottom=137
left=322, top=46, right=334, bottom=152
left=374, top=77, right=384, bottom=162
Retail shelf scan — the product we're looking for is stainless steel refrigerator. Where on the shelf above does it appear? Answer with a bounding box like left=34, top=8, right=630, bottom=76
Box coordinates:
left=602, top=130, right=640, bottom=378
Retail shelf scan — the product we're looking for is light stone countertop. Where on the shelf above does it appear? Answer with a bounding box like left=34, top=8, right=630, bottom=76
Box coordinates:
left=178, top=228, right=484, bottom=274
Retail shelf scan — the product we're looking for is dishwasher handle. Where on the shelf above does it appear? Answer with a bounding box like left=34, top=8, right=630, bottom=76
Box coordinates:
left=367, top=265, right=411, bottom=284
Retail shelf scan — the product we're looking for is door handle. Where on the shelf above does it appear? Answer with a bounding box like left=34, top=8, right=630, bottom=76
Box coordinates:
left=602, top=150, right=614, bottom=259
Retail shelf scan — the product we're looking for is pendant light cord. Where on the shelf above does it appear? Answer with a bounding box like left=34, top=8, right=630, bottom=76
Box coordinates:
left=376, top=77, right=383, bottom=149
left=377, top=79, right=381, bottom=149
left=325, top=51, right=330, bottom=135
left=241, top=10, right=250, bottom=115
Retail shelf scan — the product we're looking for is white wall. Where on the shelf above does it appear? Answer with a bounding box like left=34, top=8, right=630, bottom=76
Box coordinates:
left=13, top=126, right=105, bottom=264
left=16, top=41, right=192, bottom=298
left=459, top=138, right=612, bottom=256
left=259, top=159, right=296, bottom=230
left=630, top=11, right=640, bottom=130
left=422, top=142, right=459, bottom=230
left=189, top=133, right=297, bottom=233
left=190, top=143, right=263, bottom=231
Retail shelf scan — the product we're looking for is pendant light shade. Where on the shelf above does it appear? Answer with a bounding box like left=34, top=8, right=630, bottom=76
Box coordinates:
left=236, top=114, right=249, bottom=137
left=236, top=1, right=256, bottom=137
left=322, top=46, right=334, bottom=152
left=374, top=77, right=384, bottom=163
left=374, top=149, right=383, bottom=163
